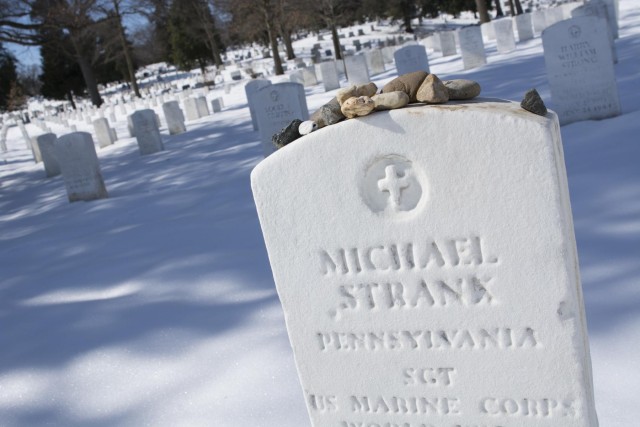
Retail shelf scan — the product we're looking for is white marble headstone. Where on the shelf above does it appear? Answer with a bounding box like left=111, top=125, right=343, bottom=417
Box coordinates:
left=252, top=100, right=598, bottom=427
left=183, top=98, right=200, bottom=121
left=345, top=55, right=370, bottom=85
left=438, top=31, right=457, bottom=57
left=493, top=18, right=517, bottom=54
left=572, top=2, right=618, bottom=62
left=36, top=133, right=60, bottom=177
left=253, top=83, right=309, bottom=157
left=245, top=79, right=273, bottom=131
left=481, top=21, right=495, bottom=41
left=545, top=7, right=566, bottom=27
left=532, top=9, right=548, bottom=34
left=514, top=13, right=535, bottom=42
left=56, top=132, right=108, bottom=202
left=195, top=96, right=210, bottom=117
left=365, top=50, right=386, bottom=76
left=211, top=98, right=223, bottom=113
left=162, top=101, right=186, bottom=135
left=393, top=45, right=430, bottom=76
left=543, top=16, right=620, bottom=125
left=93, top=117, right=115, bottom=148
left=458, top=26, right=487, bottom=70
left=320, top=61, right=341, bottom=92
left=131, top=109, right=165, bottom=155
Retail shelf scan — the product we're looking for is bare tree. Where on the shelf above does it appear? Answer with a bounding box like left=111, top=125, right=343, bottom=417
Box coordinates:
left=476, top=0, right=491, bottom=23
left=190, top=0, right=224, bottom=68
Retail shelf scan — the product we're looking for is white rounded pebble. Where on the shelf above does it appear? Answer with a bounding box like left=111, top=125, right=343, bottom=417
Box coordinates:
left=299, top=120, right=318, bottom=135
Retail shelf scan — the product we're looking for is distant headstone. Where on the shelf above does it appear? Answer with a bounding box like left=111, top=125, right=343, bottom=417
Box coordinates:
left=344, top=55, right=370, bottom=85
left=545, top=7, right=565, bottom=27
left=127, top=115, right=136, bottom=137
left=572, top=2, right=618, bottom=62
left=301, top=67, right=319, bottom=86
left=195, top=96, right=210, bottom=117
left=0, top=125, right=8, bottom=152
left=365, top=49, right=386, bottom=75
left=245, top=79, right=273, bottom=131
left=393, top=45, right=430, bottom=75
left=514, top=13, right=535, bottom=41
left=532, top=10, right=548, bottom=34
left=162, top=101, right=186, bottom=135
left=481, top=21, right=495, bottom=40
left=29, top=137, right=43, bottom=163
left=458, top=26, right=487, bottom=70
left=438, top=31, right=457, bottom=56
left=358, top=29, right=365, bottom=36
left=131, top=109, right=165, bottom=155
left=381, top=46, right=395, bottom=63
left=183, top=97, right=200, bottom=121
left=56, top=132, right=108, bottom=202
left=493, top=18, right=517, bottom=53
left=253, top=83, right=309, bottom=156
left=543, top=16, right=621, bottom=124
left=36, top=133, right=61, bottom=177
left=93, top=117, right=115, bottom=148
left=251, top=101, right=599, bottom=427
left=211, top=98, right=223, bottom=113
left=320, top=61, right=341, bottom=92
left=590, top=0, right=618, bottom=38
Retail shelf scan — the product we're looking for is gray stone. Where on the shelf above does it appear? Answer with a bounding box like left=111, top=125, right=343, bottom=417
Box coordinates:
left=416, top=74, right=449, bottom=103
left=372, top=91, right=410, bottom=110
left=310, top=98, right=345, bottom=129
left=444, top=79, right=482, bottom=100
left=521, top=88, right=548, bottom=116
left=272, top=119, right=303, bottom=149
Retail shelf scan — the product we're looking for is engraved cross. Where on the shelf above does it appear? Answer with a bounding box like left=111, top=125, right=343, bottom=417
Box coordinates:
left=377, top=165, right=410, bottom=209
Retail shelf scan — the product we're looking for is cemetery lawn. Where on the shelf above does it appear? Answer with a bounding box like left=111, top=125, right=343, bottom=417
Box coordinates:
left=1, top=1, right=639, bottom=425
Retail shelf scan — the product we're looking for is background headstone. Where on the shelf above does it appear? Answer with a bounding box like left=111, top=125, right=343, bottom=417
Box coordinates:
left=458, top=26, right=487, bottom=70
left=514, top=13, right=535, bottom=42
left=365, top=50, right=386, bottom=76
left=393, top=45, right=430, bottom=75
left=253, top=83, right=309, bottom=157
left=132, top=109, right=165, bottom=155
left=162, top=101, right=186, bottom=135
left=93, top=117, right=115, bottom=148
left=56, top=132, right=108, bottom=202
left=183, top=98, right=200, bottom=121
left=320, top=61, right=341, bottom=92
left=572, top=2, right=618, bottom=62
left=195, top=96, right=210, bottom=117
left=36, top=133, right=61, bottom=177
left=245, top=79, right=273, bottom=131
left=543, top=16, right=621, bottom=124
left=494, top=18, right=517, bottom=54
left=438, top=31, right=457, bottom=57
left=532, top=9, right=548, bottom=34
left=345, top=55, right=370, bottom=85
left=252, top=101, right=599, bottom=427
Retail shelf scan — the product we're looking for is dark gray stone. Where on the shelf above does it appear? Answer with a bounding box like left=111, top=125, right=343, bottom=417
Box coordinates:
left=310, top=98, right=346, bottom=128
left=521, top=88, right=548, bottom=116
left=272, top=119, right=303, bottom=149
left=444, top=79, right=482, bottom=100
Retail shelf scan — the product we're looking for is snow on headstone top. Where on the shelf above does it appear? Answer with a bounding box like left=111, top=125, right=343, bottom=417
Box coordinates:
left=252, top=100, right=598, bottom=427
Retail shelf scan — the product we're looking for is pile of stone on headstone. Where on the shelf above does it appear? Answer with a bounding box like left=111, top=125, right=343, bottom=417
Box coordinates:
left=272, top=71, right=481, bottom=149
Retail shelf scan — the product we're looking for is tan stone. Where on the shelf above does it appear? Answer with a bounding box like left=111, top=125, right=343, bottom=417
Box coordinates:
left=416, top=74, right=449, bottom=104
left=336, top=83, right=378, bottom=105
left=372, top=91, right=410, bottom=110
left=340, top=96, right=376, bottom=119
left=381, top=71, right=428, bottom=103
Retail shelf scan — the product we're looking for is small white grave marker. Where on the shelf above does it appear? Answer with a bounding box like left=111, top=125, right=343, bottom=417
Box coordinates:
left=493, top=18, right=517, bottom=53
left=162, top=101, right=186, bottom=135
left=93, top=117, right=115, bottom=148
left=252, top=100, right=599, bottom=427
left=320, top=61, right=340, bottom=92
left=344, top=55, right=370, bottom=85
left=56, top=132, right=108, bottom=202
left=438, top=31, right=457, bottom=56
left=36, top=133, right=60, bottom=177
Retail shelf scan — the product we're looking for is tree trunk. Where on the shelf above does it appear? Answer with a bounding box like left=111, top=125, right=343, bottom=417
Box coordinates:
left=330, top=24, right=342, bottom=60
left=494, top=0, right=504, bottom=17
left=403, top=12, right=413, bottom=33
left=66, top=90, right=76, bottom=110
left=281, top=28, right=295, bottom=60
left=70, top=34, right=103, bottom=107
left=507, top=0, right=515, bottom=16
left=202, top=22, right=223, bottom=68
left=266, top=22, right=283, bottom=75
left=476, top=0, right=491, bottom=22
left=113, top=1, right=140, bottom=98
left=514, top=0, right=524, bottom=15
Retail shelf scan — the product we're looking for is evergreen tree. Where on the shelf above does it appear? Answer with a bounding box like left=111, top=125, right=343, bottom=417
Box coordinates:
left=39, top=29, right=86, bottom=108
left=167, top=0, right=212, bottom=70
left=0, top=43, right=18, bottom=111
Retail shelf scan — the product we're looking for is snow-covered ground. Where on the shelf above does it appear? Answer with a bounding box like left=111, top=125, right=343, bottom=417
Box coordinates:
left=1, top=2, right=639, bottom=426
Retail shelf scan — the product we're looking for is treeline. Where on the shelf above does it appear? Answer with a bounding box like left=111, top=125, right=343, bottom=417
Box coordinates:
left=0, top=0, right=521, bottom=110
